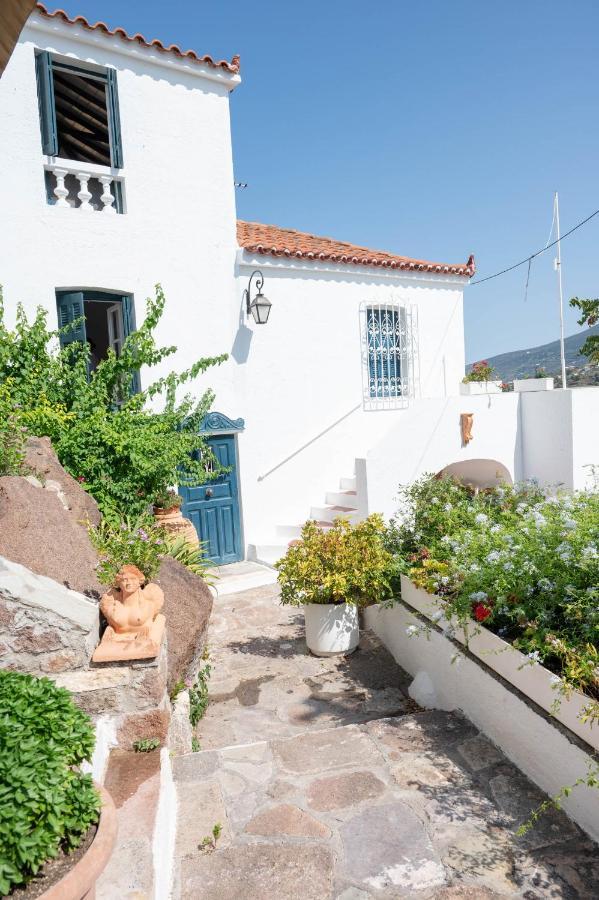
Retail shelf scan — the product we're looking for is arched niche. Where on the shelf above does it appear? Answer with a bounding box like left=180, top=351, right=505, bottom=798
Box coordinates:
left=437, top=459, right=513, bottom=489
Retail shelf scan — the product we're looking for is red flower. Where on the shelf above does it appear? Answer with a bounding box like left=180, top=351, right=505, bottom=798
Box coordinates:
left=473, top=602, right=492, bottom=622
left=77, top=476, right=86, bottom=483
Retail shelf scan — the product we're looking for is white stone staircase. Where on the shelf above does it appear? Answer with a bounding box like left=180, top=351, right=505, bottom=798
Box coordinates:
left=248, top=475, right=360, bottom=567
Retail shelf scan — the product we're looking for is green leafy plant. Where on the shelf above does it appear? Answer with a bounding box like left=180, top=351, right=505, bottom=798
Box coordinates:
left=88, top=515, right=166, bottom=584
left=0, top=284, right=228, bottom=517
left=198, top=823, right=222, bottom=852
left=166, top=535, right=215, bottom=582
left=189, top=658, right=212, bottom=727
left=0, top=672, right=100, bottom=895
left=170, top=680, right=186, bottom=703
left=132, top=737, right=161, bottom=753
left=0, top=383, right=27, bottom=477
left=570, top=296, right=599, bottom=364
left=153, top=488, right=183, bottom=510
left=191, top=737, right=201, bottom=752
left=463, top=360, right=496, bottom=383
left=385, top=475, right=599, bottom=722
left=276, top=514, right=395, bottom=607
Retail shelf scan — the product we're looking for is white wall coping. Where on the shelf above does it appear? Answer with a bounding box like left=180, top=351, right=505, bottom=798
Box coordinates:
left=0, top=554, right=99, bottom=632
left=236, top=249, right=471, bottom=286
left=25, top=14, right=241, bottom=91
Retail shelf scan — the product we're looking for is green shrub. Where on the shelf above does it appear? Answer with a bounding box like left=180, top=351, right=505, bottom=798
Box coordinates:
left=189, top=660, right=212, bottom=727
left=0, top=384, right=27, bottom=477
left=0, top=284, right=227, bottom=517
left=0, top=672, right=100, bottom=895
left=276, top=514, right=394, bottom=607
left=462, top=360, right=496, bottom=383
left=386, top=475, right=599, bottom=722
left=166, top=535, right=215, bottom=582
left=88, top=514, right=166, bottom=584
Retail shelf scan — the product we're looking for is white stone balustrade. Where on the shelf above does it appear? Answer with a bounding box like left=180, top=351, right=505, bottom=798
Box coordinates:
left=44, top=159, right=124, bottom=213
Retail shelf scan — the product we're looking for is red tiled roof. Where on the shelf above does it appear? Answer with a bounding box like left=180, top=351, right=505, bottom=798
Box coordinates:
left=237, top=221, right=474, bottom=277
left=34, top=3, right=240, bottom=74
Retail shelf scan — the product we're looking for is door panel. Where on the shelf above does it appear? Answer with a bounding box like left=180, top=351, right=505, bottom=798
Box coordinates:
left=179, top=434, right=242, bottom=566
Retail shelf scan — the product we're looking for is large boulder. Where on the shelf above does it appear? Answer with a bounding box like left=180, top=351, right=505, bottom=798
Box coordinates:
left=156, top=556, right=213, bottom=691
left=0, top=478, right=103, bottom=599
left=24, top=436, right=101, bottom=527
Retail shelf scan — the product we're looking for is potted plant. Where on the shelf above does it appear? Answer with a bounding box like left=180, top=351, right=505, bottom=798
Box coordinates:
left=153, top=487, right=183, bottom=518
left=152, top=488, right=198, bottom=546
left=460, top=360, right=503, bottom=395
left=276, top=514, right=394, bottom=656
left=0, top=671, right=117, bottom=899
left=513, top=366, right=555, bottom=392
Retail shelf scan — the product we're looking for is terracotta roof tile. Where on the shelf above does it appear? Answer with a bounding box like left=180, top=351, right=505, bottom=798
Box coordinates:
left=34, top=3, right=240, bottom=74
left=237, top=221, right=474, bottom=277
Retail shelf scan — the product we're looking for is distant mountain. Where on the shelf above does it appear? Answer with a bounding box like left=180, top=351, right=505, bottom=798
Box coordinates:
left=468, top=325, right=599, bottom=383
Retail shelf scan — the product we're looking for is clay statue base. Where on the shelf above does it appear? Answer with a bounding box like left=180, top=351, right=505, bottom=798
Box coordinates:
left=93, top=614, right=166, bottom=662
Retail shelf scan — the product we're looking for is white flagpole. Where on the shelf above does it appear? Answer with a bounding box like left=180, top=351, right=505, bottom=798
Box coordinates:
left=554, top=192, right=567, bottom=388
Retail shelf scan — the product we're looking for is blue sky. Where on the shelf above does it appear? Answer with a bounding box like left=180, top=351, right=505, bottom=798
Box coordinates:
left=56, top=0, right=599, bottom=361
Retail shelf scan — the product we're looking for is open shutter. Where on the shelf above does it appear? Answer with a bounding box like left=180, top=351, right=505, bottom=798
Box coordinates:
left=35, top=51, right=58, bottom=156
left=106, top=68, right=123, bottom=168
left=121, top=295, right=141, bottom=393
left=56, top=292, right=86, bottom=347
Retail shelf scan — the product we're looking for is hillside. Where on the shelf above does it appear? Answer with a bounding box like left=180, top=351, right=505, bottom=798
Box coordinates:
left=468, top=324, right=599, bottom=384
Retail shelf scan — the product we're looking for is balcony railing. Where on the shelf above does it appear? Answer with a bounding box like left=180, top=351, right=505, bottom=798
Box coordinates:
left=44, top=158, right=125, bottom=214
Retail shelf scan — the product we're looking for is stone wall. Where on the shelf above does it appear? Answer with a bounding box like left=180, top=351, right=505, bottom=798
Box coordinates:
left=0, top=555, right=99, bottom=673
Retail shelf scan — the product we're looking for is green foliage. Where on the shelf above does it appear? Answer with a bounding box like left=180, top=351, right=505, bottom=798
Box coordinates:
left=277, top=514, right=395, bottom=607
left=153, top=488, right=182, bottom=510
left=0, top=672, right=100, bottom=895
left=570, top=297, right=599, bottom=364
left=386, top=475, right=599, bottom=721
left=132, top=737, right=160, bottom=753
left=191, top=737, right=201, bottom=752
left=517, top=764, right=599, bottom=836
left=0, top=284, right=227, bottom=517
left=88, top=515, right=166, bottom=584
left=198, top=822, right=222, bottom=852
left=0, top=384, right=27, bottom=476
left=170, top=680, right=185, bottom=703
left=189, top=659, right=212, bottom=727
left=166, top=535, right=215, bottom=582
left=462, top=360, right=496, bottom=383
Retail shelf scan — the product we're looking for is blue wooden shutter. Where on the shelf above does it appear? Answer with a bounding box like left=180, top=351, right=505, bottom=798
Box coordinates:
left=121, top=295, right=141, bottom=393
left=56, top=292, right=86, bottom=347
left=106, top=68, right=123, bottom=168
left=35, top=51, right=58, bottom=156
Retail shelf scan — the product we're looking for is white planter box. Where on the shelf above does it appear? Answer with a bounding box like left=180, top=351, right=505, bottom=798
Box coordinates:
left=364, top=584, right=599, bottom=841
left=400, top=575, right=597, bottom=752
left=304, top=602, right=359, bottom=656
left=513, top=377, right=554, bottom=392
left=459, top=380, right=503, bottom=395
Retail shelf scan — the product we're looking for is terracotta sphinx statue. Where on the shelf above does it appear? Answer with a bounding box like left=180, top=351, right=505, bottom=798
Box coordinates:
left=92, top=564, right=166, bottom=663
left=461, top=412, right=474, bottom=446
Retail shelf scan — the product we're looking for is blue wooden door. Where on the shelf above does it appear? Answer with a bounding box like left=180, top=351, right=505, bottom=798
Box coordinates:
left=180, top=435, right=242, bottom=566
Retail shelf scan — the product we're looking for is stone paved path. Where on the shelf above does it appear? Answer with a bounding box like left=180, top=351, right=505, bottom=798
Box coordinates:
left=172, top=584, right=599, bottom=899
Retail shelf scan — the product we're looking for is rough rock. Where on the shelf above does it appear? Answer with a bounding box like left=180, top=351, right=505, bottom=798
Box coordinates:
left=156, top=555, right=213, bottom=691
left=25, top=436, right=101, bottom=526
left=0, top=475, right=103, bottom=597
left=117, top=708, right=171, bottom=746
left=307, top=770, right=385, bottom=811
left=244, top=803, right=330, bottom=838
left=179, top=844, right=334, bottom=900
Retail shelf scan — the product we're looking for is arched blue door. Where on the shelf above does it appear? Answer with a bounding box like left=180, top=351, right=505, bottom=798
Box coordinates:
left=179, top=414, right=244, bottom=566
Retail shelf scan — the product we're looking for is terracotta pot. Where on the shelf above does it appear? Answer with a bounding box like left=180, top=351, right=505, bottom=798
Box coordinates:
left=153, top=505, right=182, bottom=521
left=40, top=784, right=117, bottom=900
left=153, top=505, right=199, bottom=547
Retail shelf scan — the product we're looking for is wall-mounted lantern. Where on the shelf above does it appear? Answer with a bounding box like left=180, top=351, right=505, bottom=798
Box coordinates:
left=243, top=270, right=272, bottom=325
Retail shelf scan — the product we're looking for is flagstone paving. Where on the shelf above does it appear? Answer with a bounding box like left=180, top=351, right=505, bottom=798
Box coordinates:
left=172, top=583, right=599, bottom=899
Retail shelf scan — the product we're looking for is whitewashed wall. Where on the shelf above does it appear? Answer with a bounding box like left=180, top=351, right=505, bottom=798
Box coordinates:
left=0, top=13, right=241, bottom=415
left=234, top=255, right=467, bottom=544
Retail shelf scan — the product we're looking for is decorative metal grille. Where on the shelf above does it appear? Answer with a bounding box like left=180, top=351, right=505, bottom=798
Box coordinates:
left=359, top=302, right=419, bottom=410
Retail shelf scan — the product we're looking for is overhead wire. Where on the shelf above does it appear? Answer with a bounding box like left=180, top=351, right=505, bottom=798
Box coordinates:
left=469, top=206, right=599, bottom=286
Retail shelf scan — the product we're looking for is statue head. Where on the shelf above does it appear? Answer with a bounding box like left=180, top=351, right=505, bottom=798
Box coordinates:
left=115, top=564, right=145, bottom=596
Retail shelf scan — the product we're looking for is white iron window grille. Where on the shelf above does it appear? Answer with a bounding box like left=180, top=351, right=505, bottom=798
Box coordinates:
left=359, top=302, right=419, bottom=410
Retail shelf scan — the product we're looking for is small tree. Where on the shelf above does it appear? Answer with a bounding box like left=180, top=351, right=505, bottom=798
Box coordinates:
left=0, top=285, right=227, bottom=516
left=570, top=297, right=599, bottom=364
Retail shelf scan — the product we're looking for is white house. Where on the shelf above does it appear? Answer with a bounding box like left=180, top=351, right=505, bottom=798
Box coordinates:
left=1, top=3, right=597, bottom=566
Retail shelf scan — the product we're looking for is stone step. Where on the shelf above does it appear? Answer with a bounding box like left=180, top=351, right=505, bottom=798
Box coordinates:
left=247, top=543, right=288, bottom=567
left=325, top=489, right=358, bottom=508
left=310, top=504, right=360, bottom=524
left=211, top=563, right=278, bottom=596
left=339, top=475, right=357, bottom=491
left=276, top=520, right=334, bottom=540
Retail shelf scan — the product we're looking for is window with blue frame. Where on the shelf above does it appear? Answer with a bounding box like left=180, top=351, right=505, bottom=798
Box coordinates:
left=56, top=290, right=140, bottom=393
left=366, top=306, right=404, bottom=398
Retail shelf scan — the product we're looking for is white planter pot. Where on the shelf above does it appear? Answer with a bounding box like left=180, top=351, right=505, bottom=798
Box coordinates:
left=304, top=602, right=359, bottom=656
left=459, top=380, right=503, bottom=395
left=513, top=377, right=554, bottom=392
left=400, top=575, right=597, bottom=751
